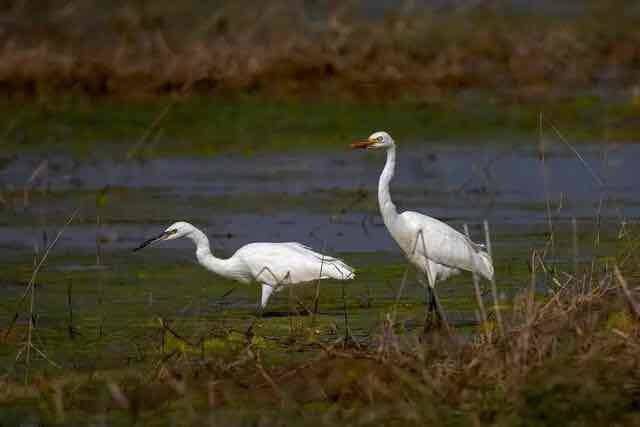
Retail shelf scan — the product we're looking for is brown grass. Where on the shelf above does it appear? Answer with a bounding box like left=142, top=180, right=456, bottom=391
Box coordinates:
left=2, top=255, right=639, bottom=425
left=0, top=1, right=639, bottom=101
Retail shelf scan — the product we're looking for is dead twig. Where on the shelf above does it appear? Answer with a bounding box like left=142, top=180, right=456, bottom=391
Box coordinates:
left=464, top=224, right=487, bottom=327
left=614, top=265, right=640, bottom=320
left=483, top=220, right=504, bottom=336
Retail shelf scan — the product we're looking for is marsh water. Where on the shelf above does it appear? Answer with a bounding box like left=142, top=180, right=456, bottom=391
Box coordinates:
left=0, top=140, right=637, bottom=375
left=2, top=141, right=637, bottom=251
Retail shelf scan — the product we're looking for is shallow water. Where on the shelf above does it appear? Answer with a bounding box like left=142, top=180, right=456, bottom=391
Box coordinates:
left=1, top=141, right=637, bottom=254
left=0, top=140, right=635, bottom=381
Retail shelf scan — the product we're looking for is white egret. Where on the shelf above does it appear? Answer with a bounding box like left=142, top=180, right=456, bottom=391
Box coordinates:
left=133, top=221, right=354, bottom=310
left=351, top=131, right=494, bottom=319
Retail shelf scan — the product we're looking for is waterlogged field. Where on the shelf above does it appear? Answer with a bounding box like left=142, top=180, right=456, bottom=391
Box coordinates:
left=3, top=94, right=640, bottom=158
left=1, top=130, right=639, bottom=425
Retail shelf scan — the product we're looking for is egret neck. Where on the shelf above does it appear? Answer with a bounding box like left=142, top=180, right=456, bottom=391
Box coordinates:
left=379, top=144, right=399, bottom=229
left=188, top=227, right=231, bottom=277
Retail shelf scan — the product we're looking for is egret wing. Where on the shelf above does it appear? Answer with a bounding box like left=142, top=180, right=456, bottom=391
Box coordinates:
left=397, top=211, right=493, bottom=279
left=235, top=242, right=354, bottom=286
left=281, top=242, right=355, bottom=280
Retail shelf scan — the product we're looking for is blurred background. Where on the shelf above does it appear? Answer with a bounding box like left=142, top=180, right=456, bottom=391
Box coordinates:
left=1, top=0, right=639, bottom=103
left=0, top=0, right=638, bottom=151
left=1, top=0, right=638, bottom=245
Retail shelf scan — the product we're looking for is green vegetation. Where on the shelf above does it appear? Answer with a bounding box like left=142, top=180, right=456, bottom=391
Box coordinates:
left=0, top=0, right=640, bottom=155
left=0, top=219, right=638, bottom=425
left=0, top=208, right=637, bottom=426
left=2, top=93, right=640, bottom=156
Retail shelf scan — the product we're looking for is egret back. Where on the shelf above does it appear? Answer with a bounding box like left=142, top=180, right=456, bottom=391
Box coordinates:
left=391, top=211, right=494, bottom=281
left=283, top=243, right=355, bottom=280
left=234, top=242, right=355, bottom=287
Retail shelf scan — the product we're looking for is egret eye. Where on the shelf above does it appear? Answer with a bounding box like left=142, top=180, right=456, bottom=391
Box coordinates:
left=377, top=136, right=384, bottom=142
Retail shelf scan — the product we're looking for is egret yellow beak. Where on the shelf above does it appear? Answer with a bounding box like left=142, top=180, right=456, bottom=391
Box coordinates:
left=350, top=139, right=376, bottom=149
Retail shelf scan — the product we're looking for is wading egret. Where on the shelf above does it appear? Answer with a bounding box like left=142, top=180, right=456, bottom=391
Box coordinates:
left=133, top=221, right=355, bottom=310
left=351, top=132, right=493, bottom=319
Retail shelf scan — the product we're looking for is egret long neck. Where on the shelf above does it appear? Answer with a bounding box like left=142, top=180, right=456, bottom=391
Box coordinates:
left=379, top=145, right=399, bottom=227
left=188, top=228, right=231, bottom=278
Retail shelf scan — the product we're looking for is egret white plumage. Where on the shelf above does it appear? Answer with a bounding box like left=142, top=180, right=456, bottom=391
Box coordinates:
left=351, top=131, right=493, bottom=319
left=133, top=221, right=354, bottom=310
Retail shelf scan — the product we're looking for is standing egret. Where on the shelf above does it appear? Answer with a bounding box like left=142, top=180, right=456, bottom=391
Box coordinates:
left=351, top=132, right=493, bottom=320
left=133, top=221, right=354, bottom=310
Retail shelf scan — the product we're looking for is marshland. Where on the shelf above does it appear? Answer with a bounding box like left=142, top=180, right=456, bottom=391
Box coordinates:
left=1, top=1, right=640, bottom=426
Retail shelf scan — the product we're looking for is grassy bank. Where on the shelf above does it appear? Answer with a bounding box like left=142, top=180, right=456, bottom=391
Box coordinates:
left=2, top=93, right=640, bottom=156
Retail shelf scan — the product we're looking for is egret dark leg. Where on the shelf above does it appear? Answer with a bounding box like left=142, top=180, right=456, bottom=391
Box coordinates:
left=430, top=287, right=445, bottom=322
left=247, top=286, right=269, bottom=338
left=418, top=274, right=441, bottom=331
left=424, top=286, right=440, bottom=331
left=246, top=314, right=259, bottom=341
left=419, top=275, right=436, bottom=331
left=423, top=283, right=449, bottom=333
left=427, top=286, right=436, bottom=315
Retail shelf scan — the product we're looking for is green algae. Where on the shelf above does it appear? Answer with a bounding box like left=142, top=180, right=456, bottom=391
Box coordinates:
left=0, top=180, right=636, bottom=426
left=2, top=93, right=640, bottom=158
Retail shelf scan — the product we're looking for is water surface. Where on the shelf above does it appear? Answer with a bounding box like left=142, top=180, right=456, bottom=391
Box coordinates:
left=1, top=141, right=636, bottom=255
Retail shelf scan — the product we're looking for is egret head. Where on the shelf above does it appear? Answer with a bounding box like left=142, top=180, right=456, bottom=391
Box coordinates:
left=133, top=221, right=196, bottom=251
left=351, top=131, right=395, bottom=150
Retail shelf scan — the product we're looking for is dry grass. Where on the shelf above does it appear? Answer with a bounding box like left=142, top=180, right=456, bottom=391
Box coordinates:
left=0, top=1, right=639, bottom=101
left=2, top=253, right=639, bottom=426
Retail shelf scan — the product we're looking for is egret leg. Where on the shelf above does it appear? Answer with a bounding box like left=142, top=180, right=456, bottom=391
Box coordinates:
left=418, top=275, right=446, bottom=332
left=418, top=275, right=436, bottom=328
left=428, top=286, right=445, bottom=321
left=246, top=283, right=274, bottom=338
left=424, top=284, right=431, bottom=307
left=426, top=286, right=448, bottom=332
left=414, top=230, right=442, bottom=326
left=260, top=283, right=275, bottom=313
left=254, top=268, right=290, bottom=313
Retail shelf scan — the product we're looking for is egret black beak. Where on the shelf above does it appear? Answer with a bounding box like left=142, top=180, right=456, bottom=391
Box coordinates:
left=133, top=230, right=175, bottom=252
left=350, top=139, right=376, bottom=149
